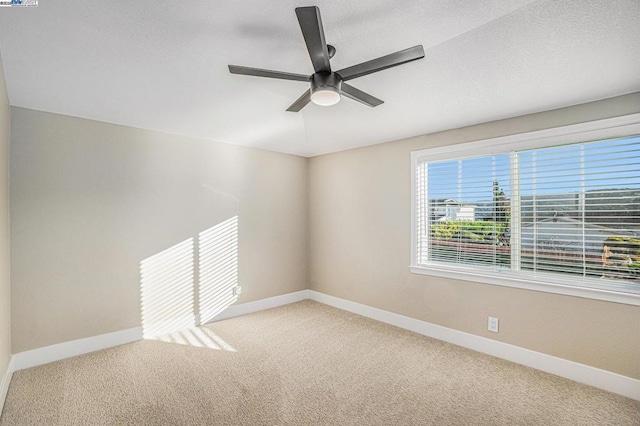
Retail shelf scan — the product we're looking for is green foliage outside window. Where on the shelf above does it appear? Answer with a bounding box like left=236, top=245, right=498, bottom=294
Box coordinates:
left=431, top=221, right=508, bottom=245
left=603, top=237, right=640, bottom=279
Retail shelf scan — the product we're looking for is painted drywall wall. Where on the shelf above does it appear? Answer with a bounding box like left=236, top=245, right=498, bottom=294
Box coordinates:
left=309, top=92, right=640, bottom=379
left=0, top=53, right=11, bottom=381
left=10, top=107, right=308, bottom=352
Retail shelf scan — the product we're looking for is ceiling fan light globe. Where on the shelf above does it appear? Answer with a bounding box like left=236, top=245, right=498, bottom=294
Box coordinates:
left=311, top=89, right=341, bottom=106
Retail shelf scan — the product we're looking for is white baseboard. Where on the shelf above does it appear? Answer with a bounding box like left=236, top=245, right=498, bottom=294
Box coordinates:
left=11, top=327, right=143, bottom=372
left=7, top=289, right=638, bottom=402
left=0, top=356, right=14, bottom=416
left=206, top=289, right=311, bottom=323
left=9, top=289, right=310, bottom=373
left=308, top=290, right=640, bottom=401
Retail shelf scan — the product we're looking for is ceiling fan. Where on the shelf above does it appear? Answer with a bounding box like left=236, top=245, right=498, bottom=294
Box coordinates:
left=228, top=6, right=425, bottom=112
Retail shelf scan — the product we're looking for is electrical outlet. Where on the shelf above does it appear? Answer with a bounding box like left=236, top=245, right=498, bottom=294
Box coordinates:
left=233, top=286, right=242, bottom=296
left=488, top=316, right=499, bottom=333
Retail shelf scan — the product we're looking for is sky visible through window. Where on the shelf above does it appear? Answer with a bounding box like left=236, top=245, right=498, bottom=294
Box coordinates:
left=427, top=136, right=640, bottom=203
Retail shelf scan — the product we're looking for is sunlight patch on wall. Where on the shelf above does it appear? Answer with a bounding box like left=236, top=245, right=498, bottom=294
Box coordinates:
left=139, top=216, right=240, bottom=345
left=140, top=238, right=195, bottom=339
left=199, top=216, right=239, bottom=324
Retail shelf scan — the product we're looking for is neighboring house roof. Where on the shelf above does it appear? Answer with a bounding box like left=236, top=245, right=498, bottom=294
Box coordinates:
left=521, top=216, right=639, bottom=254
left=430, top=198, right=477, bottom=207
left=523, top=216, right=638, bottom=236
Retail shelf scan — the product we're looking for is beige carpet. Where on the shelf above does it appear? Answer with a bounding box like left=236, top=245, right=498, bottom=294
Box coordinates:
left=1, top=300, right=638, bottom=425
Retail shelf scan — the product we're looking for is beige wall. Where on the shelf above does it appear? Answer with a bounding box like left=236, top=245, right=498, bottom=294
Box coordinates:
left=10, top=107, right=308, bottom=353
left=0, top=54, right=10, bottom=378
left=309, top=92, right=640, bottom=379
left=8, top=92, right=640, bottom=377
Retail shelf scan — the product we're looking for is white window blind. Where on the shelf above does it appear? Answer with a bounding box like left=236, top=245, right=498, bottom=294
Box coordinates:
left=417, top=154, right=512, bottom=270
left=414, top=134, right=640, bottom=297
left=518, top=138, right=640, bottom=283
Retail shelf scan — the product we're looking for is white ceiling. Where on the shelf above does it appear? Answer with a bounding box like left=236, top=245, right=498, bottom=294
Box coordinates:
left=0, top=0, right=639, bottom=157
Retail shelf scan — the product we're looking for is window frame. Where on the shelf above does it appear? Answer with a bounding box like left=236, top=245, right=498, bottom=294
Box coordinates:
left=410, top=113, right=640, bottom=306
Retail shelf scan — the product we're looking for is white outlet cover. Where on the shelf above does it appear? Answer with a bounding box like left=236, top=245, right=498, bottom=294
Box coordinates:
left=488, top=317, right=499, bottom=333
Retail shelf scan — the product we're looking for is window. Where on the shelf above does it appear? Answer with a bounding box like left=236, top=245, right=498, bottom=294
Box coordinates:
left=411, top=114, right=640, bottom=305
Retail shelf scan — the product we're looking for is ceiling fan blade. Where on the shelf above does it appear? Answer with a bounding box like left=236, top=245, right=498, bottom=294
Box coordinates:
left=341, top=83, right=384, bottom=107
left=286, top=90, right=312, bottom=112
left=228, top=65, right=309, bottom=82
left=336, top=45, right=425, bottom=81
left=295, top=6, right=331, bottom=73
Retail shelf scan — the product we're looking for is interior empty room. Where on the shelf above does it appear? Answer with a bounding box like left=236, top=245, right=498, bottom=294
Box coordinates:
left=0, top=1, right=639, bottom=425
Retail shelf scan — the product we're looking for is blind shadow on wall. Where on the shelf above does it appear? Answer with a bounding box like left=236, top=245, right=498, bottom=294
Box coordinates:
left=140, top=216, right=239, bottom=351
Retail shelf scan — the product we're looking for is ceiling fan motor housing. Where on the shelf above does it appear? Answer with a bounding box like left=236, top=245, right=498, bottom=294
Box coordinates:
left=310, top=72, right=342, bottom=106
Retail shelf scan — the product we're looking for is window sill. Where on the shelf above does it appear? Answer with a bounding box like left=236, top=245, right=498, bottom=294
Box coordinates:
left=409, top=265, right=640, bottom=306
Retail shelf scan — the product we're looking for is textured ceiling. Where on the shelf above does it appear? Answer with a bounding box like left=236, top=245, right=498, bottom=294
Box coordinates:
left=0, top=0, right=639, bottom=157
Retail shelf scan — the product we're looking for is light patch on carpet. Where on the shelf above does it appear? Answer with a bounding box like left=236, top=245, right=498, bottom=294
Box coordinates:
left=152, top=326, right=236, bottom=351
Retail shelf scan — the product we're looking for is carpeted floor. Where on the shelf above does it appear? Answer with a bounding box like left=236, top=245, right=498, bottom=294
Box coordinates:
left=1, top=300, right=638, bottom=425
